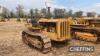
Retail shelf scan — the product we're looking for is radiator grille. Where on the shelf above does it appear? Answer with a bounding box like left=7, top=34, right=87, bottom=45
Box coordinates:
left=60, top=21, right=69, bottom=38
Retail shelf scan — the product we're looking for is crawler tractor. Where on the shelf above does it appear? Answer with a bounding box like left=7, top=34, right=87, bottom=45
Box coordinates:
left=22, top=18, right=71, bottom=53
left=71, top=18, right=100, bottom=43
left=22, top=3, right=72, bottom=53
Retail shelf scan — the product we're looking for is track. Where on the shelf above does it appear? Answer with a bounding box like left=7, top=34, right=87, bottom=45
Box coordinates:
left=71, top=27, right=100, bottom=43
left=22, top=30, right=52, bottom=53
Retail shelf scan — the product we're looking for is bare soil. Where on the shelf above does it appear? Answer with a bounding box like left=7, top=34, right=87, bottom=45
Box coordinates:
left=0, top=19, right=100, bottom=56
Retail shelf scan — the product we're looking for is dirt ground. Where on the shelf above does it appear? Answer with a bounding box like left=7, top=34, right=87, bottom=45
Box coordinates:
left=0, top=19, right=100, bottom=56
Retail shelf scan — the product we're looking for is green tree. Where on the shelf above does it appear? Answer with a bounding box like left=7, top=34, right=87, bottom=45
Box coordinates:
left=67, top=10, right=73, bottom=17
left=10, top=10, right=15, bottom=18
left=98, top=14, right=100, bottom=17
left=34, top=9, right=40, bottom=18
left=74, top=11, right=83, bottom=18
left=87, top=12, right=96, bottom=17
left=1, top=7, right=10, bottom=21
left=16, top=4, right=24, bottom=21
left=30, top=9, right=34, bottom=19
left=40, top=8, right=47, bottom=18
left=53, top=8, right=66, bottom=18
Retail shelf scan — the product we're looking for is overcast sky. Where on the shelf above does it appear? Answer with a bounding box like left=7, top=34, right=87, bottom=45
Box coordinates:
left=0, top=0, right=100, bottom=13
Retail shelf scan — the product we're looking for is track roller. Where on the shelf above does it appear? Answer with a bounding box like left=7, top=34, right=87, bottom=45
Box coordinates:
left=22, top=30, right=52, bottom=53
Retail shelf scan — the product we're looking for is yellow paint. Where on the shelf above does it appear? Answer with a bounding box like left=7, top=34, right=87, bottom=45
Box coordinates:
left=26, top=18, right=71, bottom=42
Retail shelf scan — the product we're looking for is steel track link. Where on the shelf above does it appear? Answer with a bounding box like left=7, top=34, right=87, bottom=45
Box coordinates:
left=22, top=30, right=52, bottom=53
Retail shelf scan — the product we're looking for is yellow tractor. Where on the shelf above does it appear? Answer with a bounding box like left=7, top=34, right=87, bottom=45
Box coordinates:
left=71, top=18, right=100, bottom=43
left=22, top=18, right=71, bottom=53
